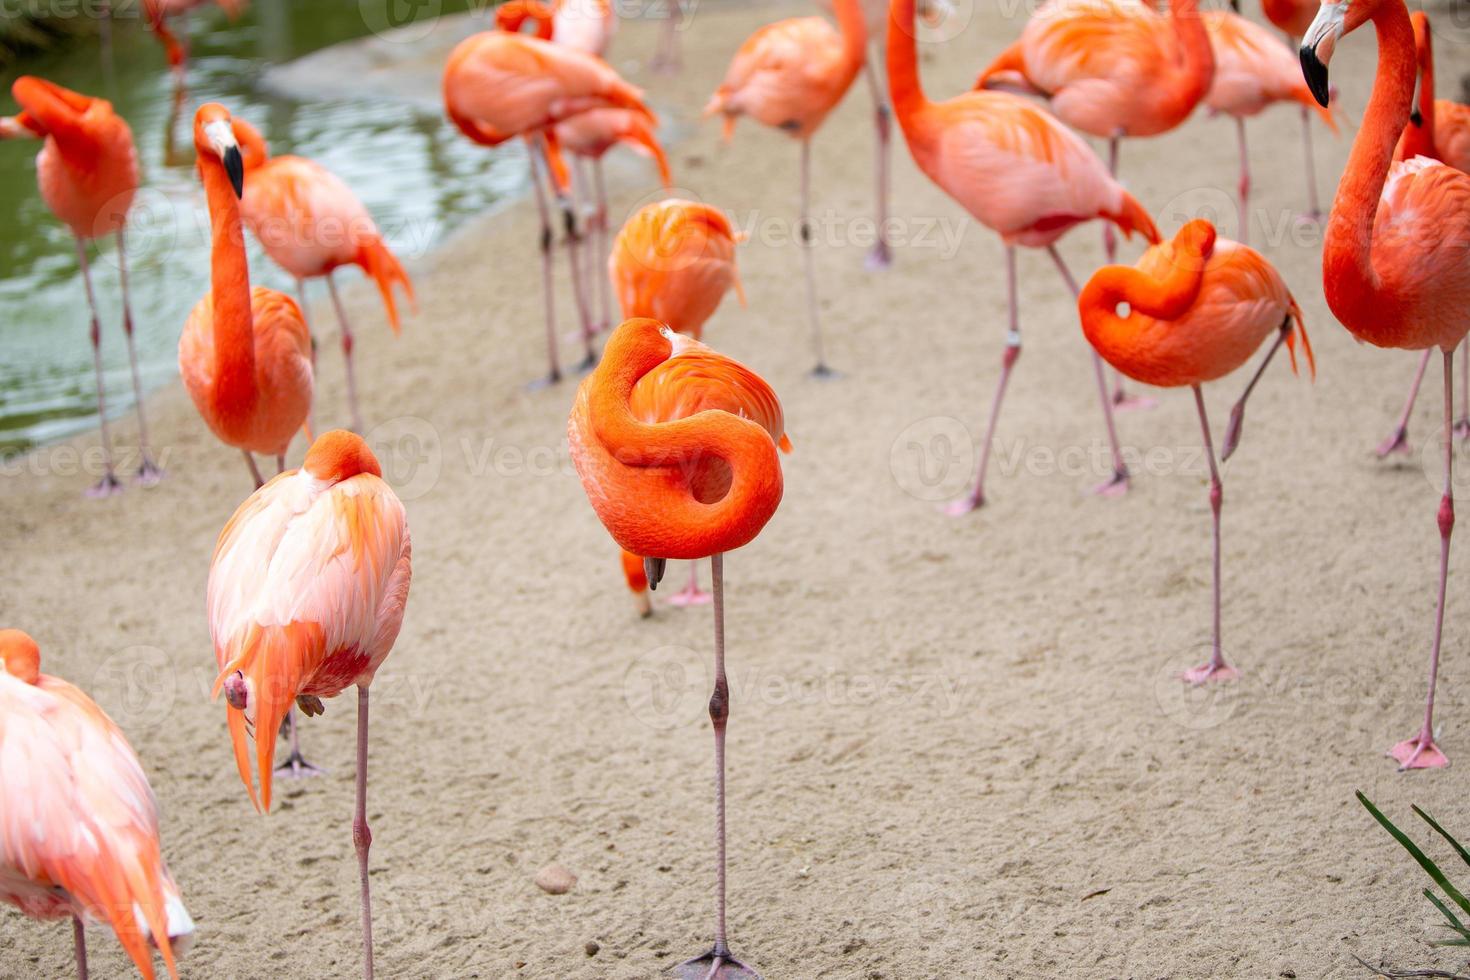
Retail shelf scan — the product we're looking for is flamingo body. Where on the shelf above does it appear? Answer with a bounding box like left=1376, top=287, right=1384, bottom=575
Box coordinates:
left=0, top=630, right=193, bottom=980
left=554, top=108, right=671, bottom=180
left=609, top=200, right=743, bottom=340
left=1203, top=11, right=1336, bottom=125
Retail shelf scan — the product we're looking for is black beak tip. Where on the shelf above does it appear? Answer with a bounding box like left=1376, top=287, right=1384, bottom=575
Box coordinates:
left=1411, top=108, right=1424, bottom=127
left=1229, top=0, right=1239, bottom=12
left=1299, top=46, right=1332, bottom=108
left=223, top=145, right=244, bottom=198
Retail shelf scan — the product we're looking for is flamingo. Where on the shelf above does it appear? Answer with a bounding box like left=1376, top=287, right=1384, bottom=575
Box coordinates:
left=1078, top=220, right=1313, bottom=683
left=555, top=109, right=673, bottom=334
left=1373, top=10, right=1470, bottom=457
left=1202, top=9, right=1338, bottom=244
left=443, top=29, right=651, bottom=384
left=569, top=319, right=785, bottom=979
left=178, top=103, right=313, bottom=489
left=1262, top=0, right=1330, bottom=218
left=0, top=77, right=163, bottom=494
left=143, top=0, right=246, bottom=87
left=608, top=198, right=744, bottom=343
left=1300, top=0, right=1470, bottom=767
left=975, top=0, right=1214, bottom=410
left=887, top=0, right=1159, bottom=513
left=705, top=0, right=867, bottom=377
left=209, top=429, right=412, bottom=978
left=650, top=0, right=685, bottom=74
left=230, top=116, right=415, bottom=434
left=0, top=629, right=195, bottom=980
left=495, top=0, right=616, bottom=56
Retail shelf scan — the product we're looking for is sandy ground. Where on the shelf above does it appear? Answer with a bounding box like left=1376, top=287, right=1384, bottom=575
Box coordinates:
left=4, top=1, right=1470, bottom=977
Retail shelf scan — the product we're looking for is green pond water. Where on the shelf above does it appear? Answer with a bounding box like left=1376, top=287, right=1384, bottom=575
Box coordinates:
left=0, top=0, right=523, bottom=454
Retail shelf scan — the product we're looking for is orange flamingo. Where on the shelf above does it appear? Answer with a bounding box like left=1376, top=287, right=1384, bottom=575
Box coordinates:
left=608, top=198, right=744, bottom=342
left=231, top=116, right=414, bottom=434
left=556, top=109, right=673, bottom=334
left=1263, top=0, right=1331, bottom=218
left=887, top=0, right=1159, bottom=513
left=569, top=319, right=784, bottom=979
left=0, top=77, right=162, bottom=494
left=178, top=103, right=313, bottom=489
left=443, top=29, right=650, bottom=384
left=209, top=429, right=412, bottom=978
left=1079, top=220, right=1312, bottom=683
left=0, top=629, right=195, bottom=980
left=495, top=0, right=615, bottom=56
left=1374, top=10, right=1470, bottom=456
left=976, top=0, right=1213, bottom=409
left=144, top=0, right=246, bottom=87
left=1202, top=9, right=1337, bottom=244
left=705, top=0, right=867, bottom=377
left=1301, top=0, right=1470, bottom=767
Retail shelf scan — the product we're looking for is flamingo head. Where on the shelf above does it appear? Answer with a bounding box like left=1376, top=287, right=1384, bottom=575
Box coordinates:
left=304, top=429, right=383, bottom=484
left=194, top=102, right=244, bottom=198
left=1299, top=1, right=1358, bottom=108
left=0, top=629, right=40, bottom=685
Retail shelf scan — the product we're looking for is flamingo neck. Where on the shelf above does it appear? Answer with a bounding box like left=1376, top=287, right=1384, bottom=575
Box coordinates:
left=886, top=0, right=930, bottom=140
left=1165, top=0, right=1215, bottom=116
left=1078, top=249, right=1209, bottom=360
left=200, top=154, right=257, bottom=412
left=834, top=0, right=868, bottom=76
left=1405, top=17, right=1437, bottom=157
left=1325, top=0, right=1415, bottom=320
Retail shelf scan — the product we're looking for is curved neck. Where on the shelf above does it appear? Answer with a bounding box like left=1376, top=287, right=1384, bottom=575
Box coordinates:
left=1409, top=16, right=1437, bottom=154
left=1078, top=256, right=1208, bottom=358
left=886, top=0, right=930, bottom=137
left=1165, top=0, right=1215, bottom=115
left=585, top=321, right=782, bottom=559
left=199, top=153, right=257, bottom=409
left=834, top=0, right=868, bottom=76
left=1325, top=0, right=1416, bottom=316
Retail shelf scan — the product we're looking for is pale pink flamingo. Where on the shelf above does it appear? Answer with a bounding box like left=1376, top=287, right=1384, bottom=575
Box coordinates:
left=209, top=429, right=412, bottom=974
left=705, top=0, right=867, bottom=376
left=889, top=0, right=1160, bottom=513
left=0, top=629, right=194, bottom=980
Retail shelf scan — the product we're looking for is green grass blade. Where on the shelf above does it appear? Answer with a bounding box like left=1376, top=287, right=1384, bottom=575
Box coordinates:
left=1424, top=887, right=1470, bottom=939
left=1415, top=805, right=1470, bottom=870
left=1357, top=791, right=1470, bottom=916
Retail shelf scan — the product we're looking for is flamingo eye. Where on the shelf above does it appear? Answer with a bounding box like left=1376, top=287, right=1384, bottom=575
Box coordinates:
left=1116, top=301, right=1132, bottom=318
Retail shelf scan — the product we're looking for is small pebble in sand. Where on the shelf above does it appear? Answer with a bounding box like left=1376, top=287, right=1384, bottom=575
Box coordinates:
left=534, top=863, right=577, bottom=894
left=585, top=941, right=600, bottom=957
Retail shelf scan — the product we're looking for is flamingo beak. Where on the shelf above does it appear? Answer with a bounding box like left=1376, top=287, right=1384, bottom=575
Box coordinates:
left=643, top=556, right=667, bottom=591
left=204, top=118, right=245, bottom=198
left=1299, top=2, right=1346, bottom=108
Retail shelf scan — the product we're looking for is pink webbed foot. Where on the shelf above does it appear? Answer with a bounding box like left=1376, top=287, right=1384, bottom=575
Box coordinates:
left=135, top=456, right=164, bottom=487
left=1111, top=391, right=1158, bottom=412
left=672, top=949, right=763, bottom=980
left=1454, top=418, right=1470, bottom=442
left=1089, top=469, right=1130, bottom=498
left=1390, top=733, right=1450, bottom=770
left=275, top=749, right=327, bottom=779
left=1375, top=425, right=1412, bottom=457
left=1181, top=661, right=1239, bottom=685
left=865, top=241, right=892, bottom=271
left=943, top=492, right=983, bottom=517
left=86, top=473, right=124, bottom=498
left=665, top=584, right=713, bottom=607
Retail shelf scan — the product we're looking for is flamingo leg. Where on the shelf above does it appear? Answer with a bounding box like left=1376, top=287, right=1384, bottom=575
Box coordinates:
left=1099, top=138, right=1155, bottom=411
left=593, top=159, right=612, bottom=335
left=1183, top=386, right=1238, bottom=684
left=1391, top=350, right=1454, bottom=770
left=529, top=149, right=562, bottom=387
left=800, top=140, right=835, bottom=378
left=275, top=707, right=325, bottom=779
left=243, top=451, right=264, bottom=490
left=1299, top=101, right=1323, bottom=222
left=1235, top=116, right=1251, bottom=247
left=73, top=915, right=87, bottom=980
left=1378, top=349, right=1433, bottom=456
left=75, top=238, right=121, bottom=497
left=115, top=228, right=162, bottom=484
left=946, top=245, right=1019, bottom=516
left=666, top=561, right=712, bottom=607
left=541, top=142, right=597, bottom=371
left=353, top=685, right=376, bottom=978
left=652, top=0, right=683, bottom=74
left=863, top=52, right=893, bottom=271
left=673, top=554, right=762, bottom=980
left=325, top=272, right=365, bottom=434
left=1049, top=246, right=1130, bottom=497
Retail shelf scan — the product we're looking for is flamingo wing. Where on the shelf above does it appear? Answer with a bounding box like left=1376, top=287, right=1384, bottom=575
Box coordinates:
left=1434, top=100, right=1470, bottom=173
left=707, top=17, right=848, bottom=135
left=242, top=156, right=375, bottom=275
left=208, top=469, right=411, bottom=810
left=1370, top=158, right=1470, bottom=350
left=631, top=333, right=789, bottom=450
